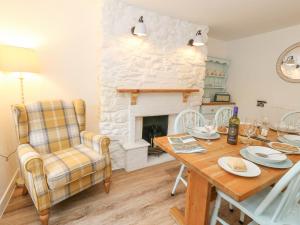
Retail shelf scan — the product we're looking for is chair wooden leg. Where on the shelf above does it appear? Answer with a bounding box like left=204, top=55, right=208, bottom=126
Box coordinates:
left=39, top=209, right=49, bottom=225
left=104, top=177, right=111, bottom=193
left=21, top=185, right=28, bottom=196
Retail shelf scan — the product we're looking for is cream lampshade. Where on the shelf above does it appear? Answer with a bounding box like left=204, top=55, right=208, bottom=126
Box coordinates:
left=0, top=45, right=40, bottom=103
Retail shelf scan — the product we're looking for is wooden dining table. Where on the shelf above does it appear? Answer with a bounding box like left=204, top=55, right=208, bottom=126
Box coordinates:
left=153, top=131, right=300, bottom=225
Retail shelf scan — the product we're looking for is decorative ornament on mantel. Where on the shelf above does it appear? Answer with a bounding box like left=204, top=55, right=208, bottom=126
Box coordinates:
left=131, top=16, right=147, bottom=36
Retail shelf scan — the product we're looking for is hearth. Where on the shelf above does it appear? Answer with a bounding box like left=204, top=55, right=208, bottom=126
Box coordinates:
left=142, top=115, right=168, bottom=156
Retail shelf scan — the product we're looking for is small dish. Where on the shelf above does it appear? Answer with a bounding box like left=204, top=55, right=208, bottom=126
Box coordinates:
left=246, top=146, right=287, bottom=163
left=218, top=157, right=261, bottom=177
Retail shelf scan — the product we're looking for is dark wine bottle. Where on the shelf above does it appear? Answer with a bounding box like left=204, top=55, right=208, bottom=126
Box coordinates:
left=227, top=106, right=240, bottom=145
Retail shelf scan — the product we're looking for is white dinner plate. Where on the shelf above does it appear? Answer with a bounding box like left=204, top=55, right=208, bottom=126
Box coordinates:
left=269, top=124, right=300, bottom=134
left=283, top=134, right=300, bottom=142
left=267, top=142, right=300, bottom=154
left=191, top=126, right=217, bottom=135
left=218, top=157, right=261, bottom=177
left=246, top=146, right=287, bottom=163
left=189, top=131, right=220, bottom=140
left=278, top=136, right=300, bottom=147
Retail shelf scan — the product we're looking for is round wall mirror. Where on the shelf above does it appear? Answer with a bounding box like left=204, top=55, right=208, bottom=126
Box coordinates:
left=276, top=42, right=300, bottom=83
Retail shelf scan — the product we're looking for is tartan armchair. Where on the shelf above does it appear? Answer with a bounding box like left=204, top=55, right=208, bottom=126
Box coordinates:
left=12, top=99, right=112, bottom=225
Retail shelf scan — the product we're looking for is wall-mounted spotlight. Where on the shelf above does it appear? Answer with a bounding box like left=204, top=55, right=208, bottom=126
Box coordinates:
left=131, top=16, right=147, bottom=36
left=285, top=56, right=296, bottom=66
left=188, top=30, right=205, bottom=46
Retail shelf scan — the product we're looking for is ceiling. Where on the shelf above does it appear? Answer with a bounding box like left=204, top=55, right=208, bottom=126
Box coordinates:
left=125, top=0, right=300, bottom=40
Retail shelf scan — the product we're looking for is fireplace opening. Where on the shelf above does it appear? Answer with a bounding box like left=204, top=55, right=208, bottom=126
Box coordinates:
left=142, top=115, right=168, bottom=156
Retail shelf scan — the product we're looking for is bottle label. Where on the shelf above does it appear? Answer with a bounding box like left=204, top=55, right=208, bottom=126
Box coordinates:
left=228, top=124, right=239, bottom=143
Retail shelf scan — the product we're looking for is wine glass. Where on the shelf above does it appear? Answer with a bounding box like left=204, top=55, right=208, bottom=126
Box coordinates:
left=204, top=119, right=217, bottom=145
left=276, top=122, right=289, bottom=140
left=244, top=119, right=258, bottom=146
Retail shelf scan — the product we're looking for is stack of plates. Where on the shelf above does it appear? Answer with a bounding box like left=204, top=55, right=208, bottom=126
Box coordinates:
left=278, top=134, right=300, bottom=147
left=188, top=127, right=220, bottom=140
left=240, top=146, right=293, bottom=169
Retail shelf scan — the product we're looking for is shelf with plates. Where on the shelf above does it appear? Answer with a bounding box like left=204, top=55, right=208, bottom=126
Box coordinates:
left=203, top=56, right=230, bottom=101
left=201, top=56, right=232, bottom=119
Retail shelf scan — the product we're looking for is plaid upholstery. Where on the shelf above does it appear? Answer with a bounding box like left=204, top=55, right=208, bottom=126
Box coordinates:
left=81, top=131, right=112, bottom=180
left=80, top=131, right=104, bottom=154
left=18, top=144, right=51, bottom=211
left=73, top=99, right=86, bottom=132
left=50, top=170, right=104, bottom=205
left=43, top=145, right=105, bottom=189
left=25, top=100, right=80, bottom=154
left=13, top=99, right=112, bottom=213
left=12, top=104, right=29, bottom=144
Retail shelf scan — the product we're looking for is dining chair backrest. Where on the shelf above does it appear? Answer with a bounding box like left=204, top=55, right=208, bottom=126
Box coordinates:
left=174, top=109, right=206, bottom=134
left=254, top=161, right=300, bottom=223
left=214, top=107, right=233, bottom=128
left=280, top=111, right=300, bottom=128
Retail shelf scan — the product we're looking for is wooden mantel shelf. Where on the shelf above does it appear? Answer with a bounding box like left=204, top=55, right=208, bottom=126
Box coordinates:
left=116, top=88, right=199, bottom=105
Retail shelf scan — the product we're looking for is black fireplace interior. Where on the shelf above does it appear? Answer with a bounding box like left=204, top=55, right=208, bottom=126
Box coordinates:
left=142, top=115, right=168, bottom=156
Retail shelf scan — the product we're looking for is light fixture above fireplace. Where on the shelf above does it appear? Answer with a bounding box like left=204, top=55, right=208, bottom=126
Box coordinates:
left=188, top=30, right=205, bottom=47
left=131, top=16, right=147, bottom=37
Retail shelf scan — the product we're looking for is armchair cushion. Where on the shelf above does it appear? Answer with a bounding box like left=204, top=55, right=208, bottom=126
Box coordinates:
left=25, top=100, right=81, bottom=154
left=43, top=145, right=105, bottom=190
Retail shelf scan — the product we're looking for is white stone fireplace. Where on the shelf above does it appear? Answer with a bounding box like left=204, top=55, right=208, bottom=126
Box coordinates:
left=120, top=90, right=201, bottom=171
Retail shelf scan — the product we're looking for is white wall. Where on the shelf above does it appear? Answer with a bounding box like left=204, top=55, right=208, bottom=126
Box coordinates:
left=227, top=24, right=300, bottom=124
left=207, top=38, right=228, bottom=58
left=0, top=0, right=99, bottom=208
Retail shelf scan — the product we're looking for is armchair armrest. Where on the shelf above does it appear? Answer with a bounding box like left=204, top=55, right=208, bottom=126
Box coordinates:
left=17, top=144, right=51, bottom=211
left=80, top=131, right=112, bottom=180
left=80, top=131, right=110, bottom=155
left=18, top=144, right=43, bottom=173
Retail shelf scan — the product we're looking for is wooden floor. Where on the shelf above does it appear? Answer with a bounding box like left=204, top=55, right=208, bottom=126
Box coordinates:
left=1, top=161, right=250, bottom=225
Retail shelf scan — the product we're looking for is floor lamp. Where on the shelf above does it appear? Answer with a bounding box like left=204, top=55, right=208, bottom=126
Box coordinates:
left=0, top=44, right=40, bottom=104
left=0, top=44, right=40, bottom=186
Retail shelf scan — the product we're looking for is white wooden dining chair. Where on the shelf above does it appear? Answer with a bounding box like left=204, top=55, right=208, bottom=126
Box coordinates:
left=171, top=109, right=206, bottom=196
left=214, top=107, right=233, bottom=128
left=211, top=161, right=300, bottom=225
left=280, top=111, right=300, bottom=129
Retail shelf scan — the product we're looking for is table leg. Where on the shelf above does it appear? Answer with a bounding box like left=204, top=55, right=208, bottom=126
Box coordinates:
left=170, top=170, right=212, bottom=225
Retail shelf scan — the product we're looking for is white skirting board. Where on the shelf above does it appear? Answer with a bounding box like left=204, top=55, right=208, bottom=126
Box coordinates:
left=0, top=169, right=19, bottom=217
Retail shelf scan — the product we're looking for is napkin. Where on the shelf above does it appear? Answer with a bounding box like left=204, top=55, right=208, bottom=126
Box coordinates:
left=227, top=157, right=247, bottom=172
left=191, top=126, right=217, bottom=135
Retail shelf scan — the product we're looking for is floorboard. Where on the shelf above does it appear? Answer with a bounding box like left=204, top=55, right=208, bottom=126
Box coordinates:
left=0, top=161, right=250, bottom=225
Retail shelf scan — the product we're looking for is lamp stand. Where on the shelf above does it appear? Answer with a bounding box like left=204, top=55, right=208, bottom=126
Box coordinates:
left=19, top=73, right=25, bottom=104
